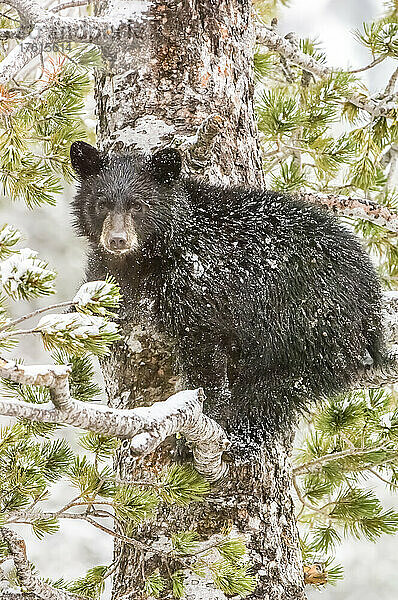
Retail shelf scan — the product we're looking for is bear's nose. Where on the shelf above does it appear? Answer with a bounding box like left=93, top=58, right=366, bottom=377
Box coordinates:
left=109, top=233, right=128, bottom=250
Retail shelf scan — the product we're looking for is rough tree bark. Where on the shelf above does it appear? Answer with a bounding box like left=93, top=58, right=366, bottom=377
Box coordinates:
left=94, top=1, right=305, bottom=599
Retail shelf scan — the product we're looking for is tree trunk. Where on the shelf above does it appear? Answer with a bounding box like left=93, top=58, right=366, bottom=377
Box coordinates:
left=94, top=1, right=305, bottom=598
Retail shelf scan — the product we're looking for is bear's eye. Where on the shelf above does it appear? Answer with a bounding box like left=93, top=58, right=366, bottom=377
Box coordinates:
left=97, top=200, right=108, bottom=212
left=131, top=201, right=142, bottom=212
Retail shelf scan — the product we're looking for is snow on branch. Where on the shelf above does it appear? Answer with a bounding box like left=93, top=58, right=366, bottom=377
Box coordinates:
left=256, top=24, right=397, bottom=118
left=0, top=527, right=78, bottom=600
left=302, top=192, right=398, bottom=234
left=0, top=1, right=147, bottom=84
left=0, top=359, right=230, bottom=482
left=5, top=0, right=46, bottom=26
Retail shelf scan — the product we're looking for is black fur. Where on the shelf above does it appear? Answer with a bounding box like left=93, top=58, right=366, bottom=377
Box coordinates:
left=71, top=143, right=384, bottom=448
left=150, top=148, right=182, bottom=183
left=70, top=141, right=104, bottom=179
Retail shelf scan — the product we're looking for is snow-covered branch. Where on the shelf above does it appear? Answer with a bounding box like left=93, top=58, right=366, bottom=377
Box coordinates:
left=302, top=192, right=398, bottom=234
left=0, top=2, right=146, bottom=84
left=256, top=24, right=397, bottom=118
left=5, top=0, right=46, bottom=25
left=0, top=359, right=229, bottom=482
left=0, top=528, right=78, bottom=600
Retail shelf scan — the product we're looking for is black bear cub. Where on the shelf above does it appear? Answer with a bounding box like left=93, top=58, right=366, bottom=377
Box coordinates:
left=70, top=141, right=384, bottom=447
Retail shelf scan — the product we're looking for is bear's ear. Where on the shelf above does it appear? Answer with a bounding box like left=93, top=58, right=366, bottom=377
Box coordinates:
left=70, top=141, right=103, bottom=179
left=150, top=148, right=182, bottom=184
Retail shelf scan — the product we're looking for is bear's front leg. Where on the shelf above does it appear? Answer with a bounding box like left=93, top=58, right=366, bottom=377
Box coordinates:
left=176, top=334, right=232, bottom=427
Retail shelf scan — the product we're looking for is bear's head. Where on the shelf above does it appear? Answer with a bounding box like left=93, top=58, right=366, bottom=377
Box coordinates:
left=70, top=141, right=182, bottom=256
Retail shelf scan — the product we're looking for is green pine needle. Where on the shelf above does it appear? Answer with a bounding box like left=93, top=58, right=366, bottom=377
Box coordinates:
left=212, top=560, right=256, bottom=598
left=144, top=570, right=165, bottom=598
left=114, top=485, right=158, bottom=525
left=217, top=538, right=247, bottom=563
left=31, top=516, right=59, bottom=540
left=171, top=531, right=200, bottom=555
left=159, top=465, right=210, bottom=506
left=170, top=570, right=185, bottom=599
left=312, top=525, right=341, bottom=553
left=79, top=432, right=120, bottom=460
left=52, top=351, right=101, bottom=402
left=68, top=565, right=107, bottom=600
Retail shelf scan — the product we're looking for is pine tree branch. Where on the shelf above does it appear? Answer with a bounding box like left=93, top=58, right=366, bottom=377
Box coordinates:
left=0, top=359, right=229, bottom=482
left=352, top=294, right=398, bottom=387
left=4, top=0, right=46, bottom=25
left=390, top=142, right=398, bottom=178
left=256, top=25, right=397, bottom=117
left=293, top=445, right=388, bottom=476
left=354, top=357, right=398, bottom=388
left=8, top=508, right=226, bottom=567
left=8, top=510, right=157, bottom=555
left=0, top=301, right=74, bottom=333
left=385, top=66, right=398, bottom=96
left=381, top=292, right=398, bottom=347
left=0, top=527, right=79, bottom=600
left=301, top=192, right=398, bottom=234
left=0, top=6, right=144, bottom=84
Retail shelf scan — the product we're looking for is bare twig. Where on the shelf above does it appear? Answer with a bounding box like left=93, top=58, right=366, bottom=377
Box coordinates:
left=386, top=143, right=398, bottom=189
left=0, top=328, right=39, bottom=339
left=9, top=504, right=238, bottom=566
left=368, top=467, right=398, bottom=489
left=347, top=54, right=388, bottom=74
left=384, top=66, right=398, bottom=97
left=0, top=11, right=19, bottom=22
left=0, top=300, right=74, bottom=332
left=381, top=292, right=398, bottom=348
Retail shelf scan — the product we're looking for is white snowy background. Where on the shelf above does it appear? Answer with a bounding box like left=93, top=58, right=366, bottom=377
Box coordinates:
left=1, top=0, right=397, bottom=597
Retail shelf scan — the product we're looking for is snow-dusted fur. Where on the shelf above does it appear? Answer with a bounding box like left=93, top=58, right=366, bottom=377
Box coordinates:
left=71, top=142, right=384, bottom=445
